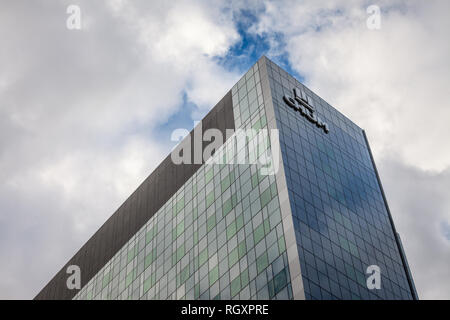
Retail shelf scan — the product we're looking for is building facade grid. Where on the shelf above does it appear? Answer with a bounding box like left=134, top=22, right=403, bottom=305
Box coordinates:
left=74, top=60, right=294, bottom=300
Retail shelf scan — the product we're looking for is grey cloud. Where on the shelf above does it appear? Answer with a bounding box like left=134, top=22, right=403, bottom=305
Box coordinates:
left=378, top=156, right=450, bottom=299
left=0, top=0, right=241, bottom=299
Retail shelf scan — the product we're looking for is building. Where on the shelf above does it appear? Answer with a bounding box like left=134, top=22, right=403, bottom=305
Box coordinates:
left=35, top=56, right=417, bottom=300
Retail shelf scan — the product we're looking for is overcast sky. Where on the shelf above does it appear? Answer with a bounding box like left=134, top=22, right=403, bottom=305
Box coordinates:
left=0, top=0, right=449, bottom=300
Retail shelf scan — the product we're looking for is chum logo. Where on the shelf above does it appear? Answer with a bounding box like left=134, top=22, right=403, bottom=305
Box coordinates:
left=283, top=88, right=329, bottom=134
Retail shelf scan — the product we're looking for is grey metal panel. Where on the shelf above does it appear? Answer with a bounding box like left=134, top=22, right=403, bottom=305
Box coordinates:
left=136, top=181, right=148, bottom=233
left=34, top=90, right=234, bottom=300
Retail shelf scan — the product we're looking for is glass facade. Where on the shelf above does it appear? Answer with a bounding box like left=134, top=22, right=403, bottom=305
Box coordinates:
left=74, top=61, right=294, bottom=300
left=70, top=57, right=415, bottom=300
left=265, top=58, right=415, bottom=300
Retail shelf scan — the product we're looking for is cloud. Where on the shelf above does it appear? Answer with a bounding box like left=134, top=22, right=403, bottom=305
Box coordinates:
left=251, top=0, right=450, bottom=299
left=252, top=0, right=450, bottom=172
left=0, top=0, right=241, bottom=299
left=379, top=156, right=450, bottom=300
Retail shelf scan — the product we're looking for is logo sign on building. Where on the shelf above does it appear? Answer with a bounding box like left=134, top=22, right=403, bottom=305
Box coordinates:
left=283, top=88, right=329, bottom=134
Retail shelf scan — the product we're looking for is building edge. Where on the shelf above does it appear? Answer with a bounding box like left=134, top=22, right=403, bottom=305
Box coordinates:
left=258, top=56, right=306, bottom=300
left=362, top=130, right=418, bottom=300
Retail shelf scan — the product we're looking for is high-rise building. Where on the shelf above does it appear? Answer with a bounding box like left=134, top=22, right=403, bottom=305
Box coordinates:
left=35, top=56, right=417, bottom=300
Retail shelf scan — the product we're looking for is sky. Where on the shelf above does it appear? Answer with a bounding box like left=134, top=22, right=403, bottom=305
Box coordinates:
left=0, top=0, right=449, bottom=300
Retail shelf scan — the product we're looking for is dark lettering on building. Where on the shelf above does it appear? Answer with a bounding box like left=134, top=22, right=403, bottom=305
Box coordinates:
left=283, top=88, right=329, bottom=134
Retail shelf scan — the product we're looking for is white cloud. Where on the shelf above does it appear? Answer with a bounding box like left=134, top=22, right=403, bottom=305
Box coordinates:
left=253, top=0, right=450, bottom=172
left=0, top=0, right=241, bottom=299
left=105, top=0, right=241, bottom=111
